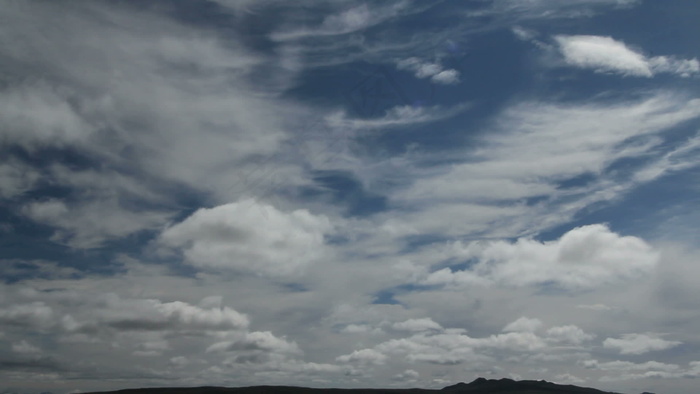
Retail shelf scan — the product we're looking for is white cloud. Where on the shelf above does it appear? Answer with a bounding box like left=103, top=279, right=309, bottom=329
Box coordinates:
left=336, top=348, right=388, bottom=365
left=424, top=224, right=658, bottom=291
left=96, top=296, right=250, bottom=332
left=648, top=56, right=700, bottom=77
left=603, top=333, right=681, bottom=355
left=555, top=35, right=651, bottom=76
left=393, top=94, right=700, bottom=239
left=0, top=83, right=95, bottom=150
left=394, top=369, right=419, bottom=381
left=396, top=57, right=461, bottom=84
left=555, top=35, right=699, bottom=77
left=340, top=324, right=384, bottom=335
left=158, top=199, right=332, bottom=277
left=512, top=26, right=538, bottom=41
left=373, top=328, right=547, bottom=367
left=22, top=199, right=171, bottom=249
left=503, top=317, right=543, bottom=333
left=326, top=104, right=469, bottom=131
left=270, top=2, right=414, bottom=40
left=431, top=69, right=461, bottom=84
left=546, top=325, right=595, bottom=345
left=207, top=331, right=301, bottom=356
left=0, top=302, right=55, bottom=331
left=133, top=339, right=169, bottom=357
left=393, top=318, right=443, bottom=332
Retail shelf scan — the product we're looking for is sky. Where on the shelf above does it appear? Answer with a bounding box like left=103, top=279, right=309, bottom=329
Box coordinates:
left=1, top=1, right=700, bottom=393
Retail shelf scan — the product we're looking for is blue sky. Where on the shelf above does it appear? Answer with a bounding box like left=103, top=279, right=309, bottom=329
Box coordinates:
left=1, top=1, right=700, bottom=393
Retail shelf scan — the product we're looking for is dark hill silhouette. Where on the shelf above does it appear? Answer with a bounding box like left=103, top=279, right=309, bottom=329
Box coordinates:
left=86, top=377, right=624, bottom=394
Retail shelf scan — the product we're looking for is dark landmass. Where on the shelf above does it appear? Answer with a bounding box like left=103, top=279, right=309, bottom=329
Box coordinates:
left=86, top=377, right=625, bottom=394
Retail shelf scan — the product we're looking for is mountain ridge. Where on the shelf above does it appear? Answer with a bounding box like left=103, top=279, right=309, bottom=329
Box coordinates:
left=85, top=377, right=627, bottom=394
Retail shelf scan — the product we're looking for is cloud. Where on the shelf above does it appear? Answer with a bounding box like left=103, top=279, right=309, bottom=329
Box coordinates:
left=207, top=331, right=301, bottom=356
left=394, top=369, right=419, bottom=381
left=584, top=359, right=681, bottom=372
left=0, top=158, right=40, bottom=199
left=603, top=333, right=681, bottom=355
left=2, top=1, right=700, bottom=392
left=97, top=296, right=250, bottom=332
left=373, top=327, right=547, bottom=367
left=0, top=302, right=55, bottom=331
left=158, top=199, right=332, bottom=277
left=23, top=199, right=171, bottom=249
left=423, top=224, right=659, bottom=291
left=555, top=35, right=699, bottom=77
left=133, top=340, right=169, bottom=357
left=469, top=0, right=641, bottom=23
left=270, top=2, right=413, bottom=40
left=582, top=359, right=700, bottom=381
left=392, top=318, right=443, bottom=332
left=0, top=260, right=80, bottom=282
left=341, top=324, right=384, bottom=335
left=396, top=57, right=461, bottom=84
left=392, top=93, right=700, bottom=239
left=326, top=104, right=469, bottom=130
left=545, top=325, right=595, bottom=345
left=0, top=83, right=95, bottom=150
left=12, top=340, right=41, bottom=355
left=503, top=317, right=543, bottom=333
left=336, top=348, right=388, bottom=365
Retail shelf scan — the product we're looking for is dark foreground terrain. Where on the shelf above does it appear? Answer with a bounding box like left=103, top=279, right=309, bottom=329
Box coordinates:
left=87, top=377, right=627, bottom=394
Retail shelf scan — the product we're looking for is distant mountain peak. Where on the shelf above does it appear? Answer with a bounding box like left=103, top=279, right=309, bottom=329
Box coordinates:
left=441, top=377, right=618, bottom=393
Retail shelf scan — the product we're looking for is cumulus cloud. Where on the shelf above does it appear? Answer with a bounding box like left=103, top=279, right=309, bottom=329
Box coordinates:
left=392, top=318, right=443, bottom=332
left=336, top=348, right=388, bottom=365
left=394, top=369, right=420, bottom=381
left=603, top=333, right=681, bottom=355
left=363, top=321, right=558, bottom=369
left=424, top=224, right=658, bottom=291
left=91, top=295, right=250, bottom=333
left=546, top=325, right=595, bottom=345
left=158, top=199, right=332, bottom=277
left=555, top=35, right=699, bottom=77
left=396, top=57, right=461, bottom=84
left=207, top=331, right=301, bottom=356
